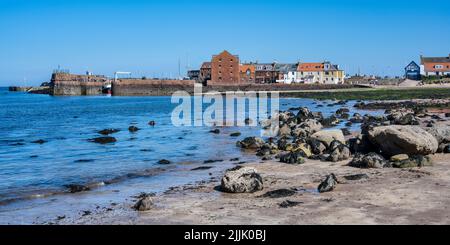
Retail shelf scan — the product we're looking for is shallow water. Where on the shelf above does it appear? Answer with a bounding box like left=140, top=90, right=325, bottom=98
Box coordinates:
left=0, top=87, right=383, bottom=223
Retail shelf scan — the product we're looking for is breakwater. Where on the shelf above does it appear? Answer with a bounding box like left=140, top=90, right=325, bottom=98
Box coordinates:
left=112, top=79, right=196, bottom=96
left=52, top=80, right=359, bottom=96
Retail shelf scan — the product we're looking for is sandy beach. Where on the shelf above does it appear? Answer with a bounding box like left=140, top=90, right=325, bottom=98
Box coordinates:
left=57, top=153, right=450, bottom=225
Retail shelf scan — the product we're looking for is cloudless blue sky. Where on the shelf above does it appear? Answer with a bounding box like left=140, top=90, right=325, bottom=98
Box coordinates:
left=1, top=0, right=450, bottom=86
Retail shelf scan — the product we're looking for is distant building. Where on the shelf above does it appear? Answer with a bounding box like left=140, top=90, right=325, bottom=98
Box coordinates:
left=255, top=63, right=277, bottom=83
left=275, top=63, right=300, bottom=84
left=199, top=62, right=212, bottom=85
left=187, top=70, right=200, bottom=82
left=239, top=64, right=256, bottom=83
left=210, top=50, right=240, bottom=85
left=404, top=61, right=421, bottom=80
left=297, top=62, right=345, bottom=84
left=420, top=54, right=450, bottom=76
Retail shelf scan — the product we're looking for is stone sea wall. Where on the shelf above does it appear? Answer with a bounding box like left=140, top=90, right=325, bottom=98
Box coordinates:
left=50, top=74, right=359, bottom=96
left=51, top=81, right=104, bottom=96
left=112, top=79, right=196, bottom=96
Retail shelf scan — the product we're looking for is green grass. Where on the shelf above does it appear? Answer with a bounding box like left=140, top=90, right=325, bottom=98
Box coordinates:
left=280, top=88, right=450, bottom=101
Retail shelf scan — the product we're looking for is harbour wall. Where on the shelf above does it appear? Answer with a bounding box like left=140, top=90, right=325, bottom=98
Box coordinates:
left=49, top=73, right=360, bottom=96
left=51, top=81, right=104, bottom=96
left=50, top=73, right=107, bottom=96
left=112, top=79, right=196, bottom=96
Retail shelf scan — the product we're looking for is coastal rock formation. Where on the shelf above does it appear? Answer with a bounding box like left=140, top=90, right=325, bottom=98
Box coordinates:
left=133, top=194, right=154, bottom=211
left=367, top=126, right=438, bottom=156
left=89, top=136, right=117, bottom=144
left=64, top=184, right=90, bottom=193
left=349, top=153, right=389, bottom=169
left=425, top=126, right=450, bottom=145
left=280, top=152, right=306, bottom=165
left=98, top=129, right=120, bottom=135
left=230, top=132, right=241, bottom=137
left=308, top=138, right=327, bottom=155
left=318, top=174, right=338, bottom=193
left=327, top=141, right=351, bottom=162
left=158, top=159, right=171, bottom=165
left=236, top=137, right=265, bottom=150
left=128, top=126, right=140, bottom=133
left=221, top=166, right=263, bottom=193
left=391, top=155, right=433, bottom=168
left=310, top=130, right=345, bottom=148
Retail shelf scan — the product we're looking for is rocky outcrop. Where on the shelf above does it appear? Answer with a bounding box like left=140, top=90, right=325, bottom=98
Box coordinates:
left=391, top=155, right=433, bottom=168
left=89, top=136, right=117, bottom=144
left=310, top=130, right=345, bottom=148
left=220, top=166, right=263, bottom=193
left=133, top=193, right=154, bottom=211
left=237, top=137, right=265, bottom=150
left=327, top=141, right=351, bottom=162
left=280, top=152, right=306, bottom=165
left=98, top=129, right=120, bottom=135
left=64, top=184, right=90, bottom=193
left=367, top=126, right=438, bottom=156
left=318, top=174, right=338, bottom=193
left=349, top=153, right=389, bottom=169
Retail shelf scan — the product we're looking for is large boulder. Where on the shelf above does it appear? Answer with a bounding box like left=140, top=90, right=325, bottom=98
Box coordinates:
left=280, top=152, right=306, bottom=165
left=310, top=130, right=346, bottom=148
left=327, top=141, right=351, bottom=162
left=368, top=126, right=439, bottom=156
left=237, top=137, right=265, bottom=150
left=425, top=126, right=450, bottom=144
left=220, top=166, right=263, bottom=193
left=296, top=107, right=314, bottom=122
left=298, top=119, right=323, bottom=134
left=349, top=152, right=389, bottom=169
left=279, top=124, right=292, bottom=137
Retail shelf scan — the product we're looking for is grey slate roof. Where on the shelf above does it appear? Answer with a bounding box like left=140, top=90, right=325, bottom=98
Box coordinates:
left=421, top=55, right=450, bottom=64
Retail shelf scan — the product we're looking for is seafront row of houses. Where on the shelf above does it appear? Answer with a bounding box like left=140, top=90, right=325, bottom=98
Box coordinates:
left=405, top=54, right=450, bottom=80
left=187, top=51, right=346, bottom=85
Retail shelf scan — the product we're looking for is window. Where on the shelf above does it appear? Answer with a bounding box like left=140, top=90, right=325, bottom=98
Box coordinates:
left=219, top=77, right=222, bottom=80
left=246, top=69, right=251, bottom=76
left=435, top=65, right=444, bottom=69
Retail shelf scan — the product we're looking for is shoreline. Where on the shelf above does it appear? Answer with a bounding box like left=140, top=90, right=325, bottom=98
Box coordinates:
left=52, top=154, right=450, bottom=225
left=1, top=90, right=450, bottom=224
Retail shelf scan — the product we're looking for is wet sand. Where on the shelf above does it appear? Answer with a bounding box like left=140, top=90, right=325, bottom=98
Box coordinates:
left=61, top=154, right=450, bottom=225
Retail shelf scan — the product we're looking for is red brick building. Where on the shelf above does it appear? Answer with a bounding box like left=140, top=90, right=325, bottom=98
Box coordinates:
left=240, top=64, right=256, bottom=83
left=210, top=51, right=240, bottom=85
left=199, top=62, right=211, bottom=85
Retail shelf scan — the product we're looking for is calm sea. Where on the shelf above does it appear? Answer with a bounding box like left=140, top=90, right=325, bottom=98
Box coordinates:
left=0, top=87, right=382, bottom=219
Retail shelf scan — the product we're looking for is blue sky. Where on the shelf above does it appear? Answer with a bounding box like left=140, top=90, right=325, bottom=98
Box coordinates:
left=1, top=0, right=450, bottom=86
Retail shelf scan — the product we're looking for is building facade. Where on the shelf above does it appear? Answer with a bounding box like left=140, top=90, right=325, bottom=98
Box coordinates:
left=275, top=63, right=300, bottom=84
left=239, top=64, right=256, bottom=83
left=255, top=63, right=277, bottom=83
left=297, top=62, right=345, bottom=84
left=199, top=62, right=212, bottom=85
left=420, top=55, right=450, bottom=76
left=404, top=61, right=421, bottom=80
left=210, top=51, right=240, bottom=85
left=187, top=70, right=200, bottom=82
